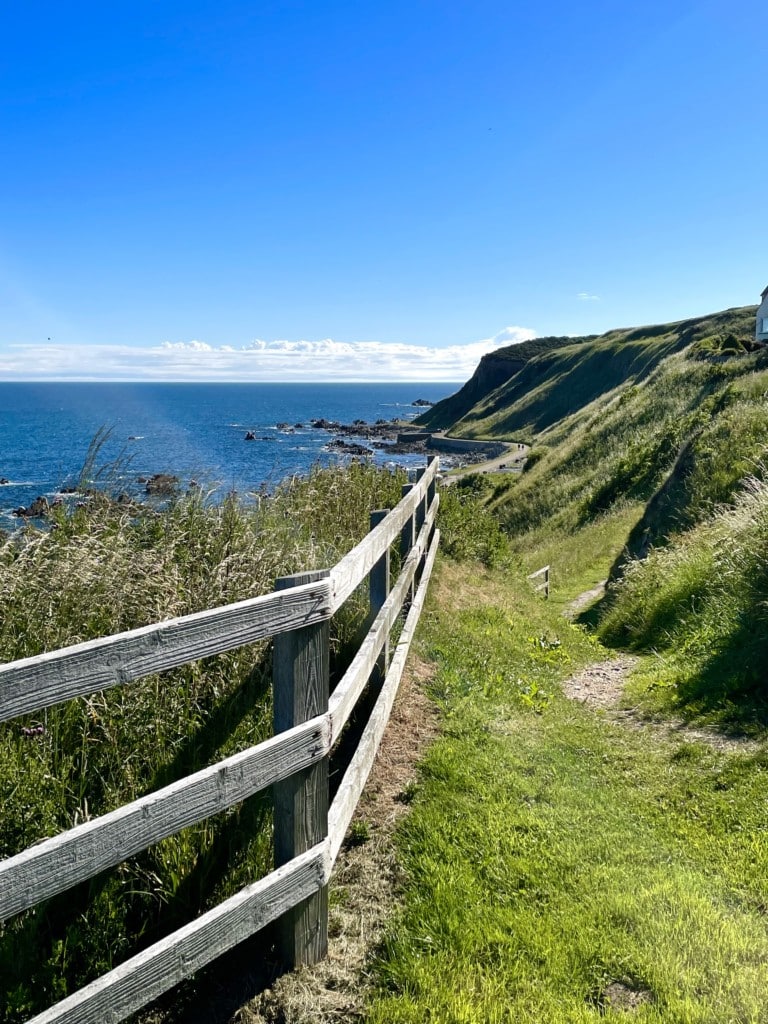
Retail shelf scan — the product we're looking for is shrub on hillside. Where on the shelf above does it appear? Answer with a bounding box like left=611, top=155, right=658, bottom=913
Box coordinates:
left=688, top=332, right=758, bottom=360
left=522, top=445, right=550, bottom=473
left=438, top=487, right=511, bottom=568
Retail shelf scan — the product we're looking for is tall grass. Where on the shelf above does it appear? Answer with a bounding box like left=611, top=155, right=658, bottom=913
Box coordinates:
left=494, top=350, right=768, bottom=550
left=598, top=470, right=768, bottom=729
left=0, top=461, right=406, bottom=1022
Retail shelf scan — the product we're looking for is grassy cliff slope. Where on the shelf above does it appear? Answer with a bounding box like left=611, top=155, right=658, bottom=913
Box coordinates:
left=414, top=335, right=587, bottom=431
left=423, top=306, right=756, bottom=441
left=444, top=304, right=768, bottom=730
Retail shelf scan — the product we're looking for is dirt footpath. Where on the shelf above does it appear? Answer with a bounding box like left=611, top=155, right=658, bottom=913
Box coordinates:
left=562, top=656, right=760, bottom=754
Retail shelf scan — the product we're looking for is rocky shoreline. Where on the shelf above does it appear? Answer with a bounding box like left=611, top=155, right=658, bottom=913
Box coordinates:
left=307, top=417, right=471, bottom=468
left=4, top=409, right=479, bottom=524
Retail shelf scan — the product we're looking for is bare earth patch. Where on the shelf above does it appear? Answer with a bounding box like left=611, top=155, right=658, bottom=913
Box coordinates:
left=596, top=981, right=654, bottom=1013
left=564, top=580, right=607, bottom=619
left=562, top=656, right=638, bottom=711
left=241, top=654, right=440, bottom=1024
left=562, top=656, right=761, bottom=753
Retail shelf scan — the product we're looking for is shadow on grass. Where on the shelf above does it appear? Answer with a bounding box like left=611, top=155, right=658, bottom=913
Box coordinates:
left=574, top=595, right=610, bottom=632
left=671, top=623, right=768, bottom=734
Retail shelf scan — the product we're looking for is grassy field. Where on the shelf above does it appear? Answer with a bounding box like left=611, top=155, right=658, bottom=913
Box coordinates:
left=366, top=557, right=768, bottom=1024
left=363, top=313, right=768, bottom=1022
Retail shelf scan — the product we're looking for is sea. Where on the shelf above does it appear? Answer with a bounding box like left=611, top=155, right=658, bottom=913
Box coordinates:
left=0, top=382, right=457, bottom=528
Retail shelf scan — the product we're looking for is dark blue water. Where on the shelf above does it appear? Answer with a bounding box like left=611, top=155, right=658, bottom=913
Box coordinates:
left=0, top=382, right=455, bottom=526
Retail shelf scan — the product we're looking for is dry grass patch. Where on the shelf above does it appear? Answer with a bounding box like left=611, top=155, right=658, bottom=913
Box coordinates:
left=241, top=656, right=440, bottom=1024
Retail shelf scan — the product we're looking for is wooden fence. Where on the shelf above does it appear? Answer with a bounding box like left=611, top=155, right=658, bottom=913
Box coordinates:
left=527, top=564, right=550, bottom=598
left=0, top=457, right=441, bottom=1024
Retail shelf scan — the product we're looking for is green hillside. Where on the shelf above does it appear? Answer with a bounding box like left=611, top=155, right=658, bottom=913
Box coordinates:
left=414, top=334, right=587, bottom=431
left=443, top=304, right=768, bottom=729
left=364, top=299, right=768, bottom=1020
left=423, top=306, right=757, bottom=440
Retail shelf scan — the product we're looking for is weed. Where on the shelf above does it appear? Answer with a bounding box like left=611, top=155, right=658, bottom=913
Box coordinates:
left=348, top=821, right=371, bottom=846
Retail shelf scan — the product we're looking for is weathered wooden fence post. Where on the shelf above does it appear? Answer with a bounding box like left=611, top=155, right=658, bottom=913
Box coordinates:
left=415, top=466, right=427, bottom=534
left=427, top=454, right=438, bottom=511
left=400, top=482, right=415, bottom=604
left=369, top=509, right=391, bottom=679
left=273, top=569, right=330, bottom=967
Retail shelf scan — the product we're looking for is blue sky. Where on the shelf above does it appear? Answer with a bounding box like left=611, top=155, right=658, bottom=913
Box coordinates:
left=1, top=0, right=765, bottom=380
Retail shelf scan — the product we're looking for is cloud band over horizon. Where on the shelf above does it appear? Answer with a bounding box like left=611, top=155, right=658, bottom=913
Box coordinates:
left=0, top=326, right=537, bottom=381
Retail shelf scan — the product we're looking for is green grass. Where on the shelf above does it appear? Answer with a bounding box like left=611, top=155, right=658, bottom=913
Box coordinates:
left=513, top=501, right=646, bottom=610
left=597, top=474, right=768, bottom=733
left=365, top=307, right=768, bottom=1022
left=366, top=559, right=768, bottom=1024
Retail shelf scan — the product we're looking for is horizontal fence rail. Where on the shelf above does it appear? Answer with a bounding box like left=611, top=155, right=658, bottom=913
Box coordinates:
left=0, top=580, right=333, bottom=723
left=0, top=456, right=441, bottom=1024
left=527, top=564, right=550, bottom=598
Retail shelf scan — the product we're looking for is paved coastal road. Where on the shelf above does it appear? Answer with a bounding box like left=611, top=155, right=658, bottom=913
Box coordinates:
left=443, top=441, right=528, bottom=484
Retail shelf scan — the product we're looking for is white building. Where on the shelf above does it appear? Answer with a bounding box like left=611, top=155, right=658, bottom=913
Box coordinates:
left=758, top=285, right=768, bottom=344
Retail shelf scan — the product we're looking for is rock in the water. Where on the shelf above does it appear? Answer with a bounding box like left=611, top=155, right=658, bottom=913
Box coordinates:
left=327, top=439, right=374, bottom=457
left=13, top=496, right=50, bottom=518
left=145, top=474, right=180, bottom=496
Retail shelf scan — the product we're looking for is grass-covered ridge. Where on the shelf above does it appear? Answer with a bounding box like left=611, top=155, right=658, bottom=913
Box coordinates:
left=422, top=305, right=756, bottom=441
left=0, top=462, right=407, bottom=1023
left=413, top=335, right=587, bottom=431
left=434, top=303, right=768, bottom=732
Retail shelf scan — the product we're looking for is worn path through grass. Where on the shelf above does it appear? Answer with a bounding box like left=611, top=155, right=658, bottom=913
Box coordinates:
left=366, top=558, right=768, bottom=1024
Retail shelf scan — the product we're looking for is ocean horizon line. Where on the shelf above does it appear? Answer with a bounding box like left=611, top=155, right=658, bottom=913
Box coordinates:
left=0, top=378, right=463, bottom=385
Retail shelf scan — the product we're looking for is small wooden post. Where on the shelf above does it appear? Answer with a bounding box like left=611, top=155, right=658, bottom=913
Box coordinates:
left=415, top=466, right=427, bottom=534
left=427, top=454, right=438, bottom=510
left=370, top=509, right=391, bottom=679
left=272, top=569, right=330, bottom=967
left=400, top=483, right=415, bottom=604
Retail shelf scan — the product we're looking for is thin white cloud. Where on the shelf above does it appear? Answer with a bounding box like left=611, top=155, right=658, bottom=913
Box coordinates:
left=0, top=326, right=537, bottom=381
left=160, top=340, right=213, bottom=352
left=576, top=292, right=601, bottom=302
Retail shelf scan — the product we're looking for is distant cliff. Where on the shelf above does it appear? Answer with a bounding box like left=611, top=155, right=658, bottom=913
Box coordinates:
left=415, top=336, right=583, bottom=431
left=417, top=308, right=756, bottom=439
